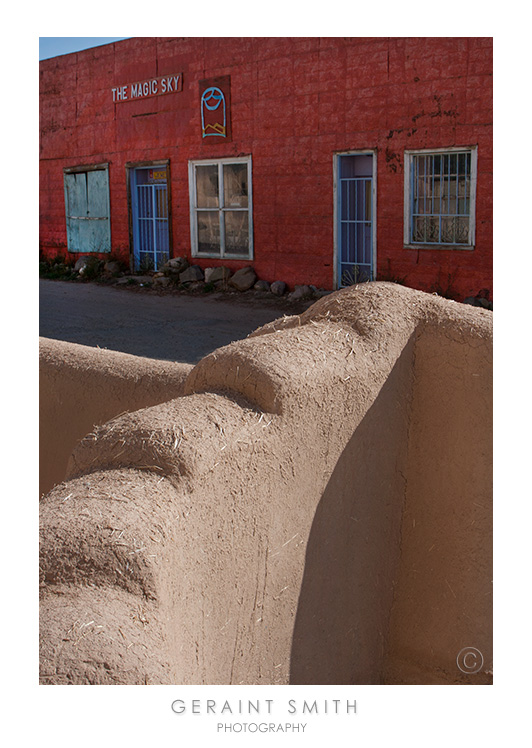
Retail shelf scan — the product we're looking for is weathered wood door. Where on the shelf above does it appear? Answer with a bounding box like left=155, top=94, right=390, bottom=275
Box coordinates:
left=64, top=167, right=111, bottom=254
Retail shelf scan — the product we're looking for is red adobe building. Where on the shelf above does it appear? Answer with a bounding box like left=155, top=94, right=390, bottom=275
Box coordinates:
left=39, top=37, right=493, bottom=300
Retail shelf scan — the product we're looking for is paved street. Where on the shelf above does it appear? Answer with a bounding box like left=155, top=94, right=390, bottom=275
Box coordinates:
left=39, top=280, right=305, bottom=364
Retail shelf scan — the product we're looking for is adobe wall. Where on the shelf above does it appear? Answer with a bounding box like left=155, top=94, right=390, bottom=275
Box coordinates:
left=384, top=323, right=492, bottom=683
left=39, top=337, right=192, bottom=496
left=39, top=37, right=492, bottom=298
left=39, top=283, right=492, bottom=684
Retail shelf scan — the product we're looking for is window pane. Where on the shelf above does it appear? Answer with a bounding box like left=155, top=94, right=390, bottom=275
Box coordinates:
left=426, top=216, right=439, bottom=242
left=155, top=219, right=169, bottom=253
left=340, top=182, right=348, bottom=220
left=341, top=222, right=349, bottom=262
left=441, top=217, right=456, bottom=244
left=196, top=165, right=219, bottom=208
left=448, top=153, right=458, bottom=175
left=413, top=216, right=427, bottom=243
left=197, top=211, right=220, bottom=254
left=138, top=218, right=154, bottom=250
left=348, top=181, right=356, bottom=222
left=224, top=211, right=249, bottom=255
left=155, top=186, right=168, bottom=218
left=135, top=169, right=150, bottom=186
left=340, top=157, right=355, bottom=179
left=455, top=216, right=470, bottom=244
left=365, top=180, right=372, bottom=221
left=339, top=154, right=372, bottom=178
left=414, top=174, right=428, bottom=214
left=223, top=163, right=248, bottom=208
left=411, top=151, right=472, bottom=244
left=137, top=185, right=153, bottom=219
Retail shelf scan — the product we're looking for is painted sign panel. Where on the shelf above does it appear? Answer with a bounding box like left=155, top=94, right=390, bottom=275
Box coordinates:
left=199, top=76, right=232, bottom=140
left=148, top=169, right=167, bottom=182
left=112, top=73, right=183, bottom=103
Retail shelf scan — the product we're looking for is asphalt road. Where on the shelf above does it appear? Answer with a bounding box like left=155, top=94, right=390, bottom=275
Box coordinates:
left=39, top=280, right=304, bottom=364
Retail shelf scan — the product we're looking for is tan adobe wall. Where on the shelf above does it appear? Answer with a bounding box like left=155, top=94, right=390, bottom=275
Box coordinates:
left=39, top=283, right=492, bottom=684
left=39, top=338, right=193, bottom=497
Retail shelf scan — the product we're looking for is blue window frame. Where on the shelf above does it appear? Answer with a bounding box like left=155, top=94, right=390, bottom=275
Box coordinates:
left=404, top=148, right=477, bottom=248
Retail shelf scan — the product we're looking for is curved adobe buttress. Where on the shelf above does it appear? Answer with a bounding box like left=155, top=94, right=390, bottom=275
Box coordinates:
left=39, top=283, right=492, bottom=685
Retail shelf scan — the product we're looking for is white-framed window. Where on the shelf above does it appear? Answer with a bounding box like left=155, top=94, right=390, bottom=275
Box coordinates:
left=404, top=147, right=477, bottom=249
left=189, top=156, right=253, bottom=259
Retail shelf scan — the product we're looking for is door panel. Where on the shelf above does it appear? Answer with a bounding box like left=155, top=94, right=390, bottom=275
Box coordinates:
left=337, top=154, right=374, bottom=287
left=131, top=167, right=170, bottom=271
left=64, top=168, right=111, bottom=254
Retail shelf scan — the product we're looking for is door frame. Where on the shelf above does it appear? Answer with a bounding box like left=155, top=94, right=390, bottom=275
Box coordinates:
left=333, top=149, right=377, bottom=289
left=126, top=159, right=172, bottom=272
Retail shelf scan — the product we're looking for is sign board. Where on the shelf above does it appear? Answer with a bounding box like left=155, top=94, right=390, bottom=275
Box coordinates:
left=148, top=169, right=167, bottom=183
left=199, top=76, right=232, bottom=141
left=112, top=74, right=183, bottom=103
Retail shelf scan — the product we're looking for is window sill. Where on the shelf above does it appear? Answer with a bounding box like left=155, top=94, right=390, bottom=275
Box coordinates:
left=193, top=253, right=253, bottom=260
left=403, top=243, right=475, bottom=251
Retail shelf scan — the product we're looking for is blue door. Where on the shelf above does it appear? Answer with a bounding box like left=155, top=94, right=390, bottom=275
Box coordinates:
left=337, top=154, right=374, bottom=287
left=131, top=166, right=170, bottom=271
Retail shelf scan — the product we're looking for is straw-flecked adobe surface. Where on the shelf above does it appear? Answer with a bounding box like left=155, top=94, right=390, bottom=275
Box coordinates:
left=40, top=283, right=492, bottom=684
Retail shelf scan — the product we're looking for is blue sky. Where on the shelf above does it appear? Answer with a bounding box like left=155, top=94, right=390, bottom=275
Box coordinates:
left=39, top=37, right=131, bottom=60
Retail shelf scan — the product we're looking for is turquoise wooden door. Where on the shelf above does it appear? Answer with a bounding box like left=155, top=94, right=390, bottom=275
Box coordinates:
left=64, top=168, right=111, bottom=253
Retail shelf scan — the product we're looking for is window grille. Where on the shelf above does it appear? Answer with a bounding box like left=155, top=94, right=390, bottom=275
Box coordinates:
left=406, top=149, right=477, bottom=247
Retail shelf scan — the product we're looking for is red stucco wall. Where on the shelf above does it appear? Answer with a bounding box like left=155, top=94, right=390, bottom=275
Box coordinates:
left=39, top=37, right=492, bottom=298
